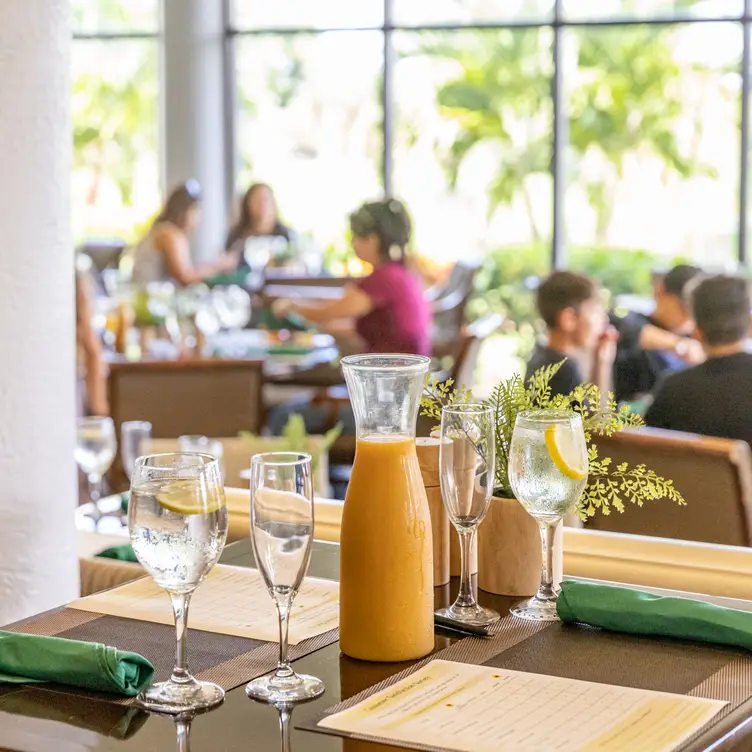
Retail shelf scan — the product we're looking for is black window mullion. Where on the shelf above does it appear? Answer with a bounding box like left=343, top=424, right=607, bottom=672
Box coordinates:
left=383, top=0, right=395, bottom=196
left=740, top=8, right=751, bottom=266
left=552, top=0, right=565, bottom=269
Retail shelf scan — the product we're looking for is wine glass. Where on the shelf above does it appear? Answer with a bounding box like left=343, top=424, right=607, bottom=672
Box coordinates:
left=121, top=421, right=152, bottom=481
left=509, top=409, right=588, bottom=622
left=435, top=404, right=499, bottom=627
left=245, top=453, right=325, bottom=704
left=76, top=416, right=117, bottom=516
left=128, top=453, right=229, bottom=713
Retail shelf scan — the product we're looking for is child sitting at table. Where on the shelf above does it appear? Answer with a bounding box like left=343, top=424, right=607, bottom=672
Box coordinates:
left=526, top=271, right=617, bottom=398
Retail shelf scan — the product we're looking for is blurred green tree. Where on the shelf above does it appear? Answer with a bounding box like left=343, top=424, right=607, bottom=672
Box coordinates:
left=425, top=25, right=717, bottom=245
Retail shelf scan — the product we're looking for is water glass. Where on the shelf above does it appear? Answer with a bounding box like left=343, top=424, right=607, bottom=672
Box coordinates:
left=436, top=404, right=499, bottom=627
left=509, top=409, right=588, bottom=622
left=245, top=453, right=325, bottom=704
left=178, top=435, right=224, bottom=478
left=121, top=421, right=152, bottom=481
left=76, top=416, right=117, bottom=510
left=128, top=453, right=229, bottom=713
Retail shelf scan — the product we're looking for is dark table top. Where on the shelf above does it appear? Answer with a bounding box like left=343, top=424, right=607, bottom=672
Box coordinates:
left=2, top=540, right=752, bottom=752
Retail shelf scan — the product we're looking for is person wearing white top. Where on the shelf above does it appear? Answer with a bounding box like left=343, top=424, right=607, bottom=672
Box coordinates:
left=131, top=179, right=238, bottom=287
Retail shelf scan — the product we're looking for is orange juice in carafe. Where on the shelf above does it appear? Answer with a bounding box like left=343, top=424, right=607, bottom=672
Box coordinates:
left=339, top=354, right=434, bottom=662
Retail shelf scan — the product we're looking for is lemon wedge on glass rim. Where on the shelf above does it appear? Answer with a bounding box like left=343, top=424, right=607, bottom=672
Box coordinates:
left=544, top=424, right=587, bottom=481
left=155, top=479, right=225, bottom=515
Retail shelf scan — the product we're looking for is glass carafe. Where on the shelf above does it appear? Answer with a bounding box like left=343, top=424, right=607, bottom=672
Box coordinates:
left=339, top=354, right=434, bottom=662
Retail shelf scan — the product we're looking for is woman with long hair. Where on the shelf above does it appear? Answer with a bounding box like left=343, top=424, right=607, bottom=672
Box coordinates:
left=131, top=179, right=236, bottom=286
left=225, top=182, right=291, bottom=254
left=272, top=198, right=430, bottom=355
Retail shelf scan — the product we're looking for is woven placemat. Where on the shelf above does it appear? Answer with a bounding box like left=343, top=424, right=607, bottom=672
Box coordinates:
left=4, top=607, right=338, bottom=706
left=302, top=616, right=752, bottom=752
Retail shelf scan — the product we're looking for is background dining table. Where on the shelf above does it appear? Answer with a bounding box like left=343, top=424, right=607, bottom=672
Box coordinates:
left=2, top=540, right=752, bottom=751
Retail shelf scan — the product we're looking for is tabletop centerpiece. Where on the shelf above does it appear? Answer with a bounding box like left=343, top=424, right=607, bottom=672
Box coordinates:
left=422, top=361, right=685, bottom=602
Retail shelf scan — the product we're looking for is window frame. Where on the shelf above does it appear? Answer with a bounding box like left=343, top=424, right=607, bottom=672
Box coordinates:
left=225, top=0, right=752, bottom=267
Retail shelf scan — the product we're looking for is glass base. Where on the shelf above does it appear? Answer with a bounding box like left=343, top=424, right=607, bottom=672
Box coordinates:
left=246, top=672, right=325, bottom=705
left=436, top=603, right=501, bottom=628
left=510, top=595, right=560, bottom=622
left=136, top=679, right=225, bottom=715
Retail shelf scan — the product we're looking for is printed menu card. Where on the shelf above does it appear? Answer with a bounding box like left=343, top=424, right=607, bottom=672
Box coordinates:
left=69, top=564, right=339, bottom=644
left=318, top=659, right=726, bottom=752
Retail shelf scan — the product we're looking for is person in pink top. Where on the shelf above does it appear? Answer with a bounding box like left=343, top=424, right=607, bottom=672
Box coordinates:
left=272, top=199, right=430, bottom=356
left=268, top=199, right=431, bottom=436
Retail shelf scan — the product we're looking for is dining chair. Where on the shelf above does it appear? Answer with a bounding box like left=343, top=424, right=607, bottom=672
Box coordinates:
left=429, top=260, right=482, bottom=359
left=109, top=359, right=264, bottom=439
left=587, top=427, right=752, bottom=546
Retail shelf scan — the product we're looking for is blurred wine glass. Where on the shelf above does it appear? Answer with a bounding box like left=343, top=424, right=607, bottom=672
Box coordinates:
left=76, top=416, right=117, bottom=519
left=121, top=421, right=152, bottom=481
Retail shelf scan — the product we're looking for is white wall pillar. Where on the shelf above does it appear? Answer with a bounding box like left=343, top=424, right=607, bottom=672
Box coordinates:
left=0, top=1, right=79, bottom=622
left=163, top=0, right=230, bottom=263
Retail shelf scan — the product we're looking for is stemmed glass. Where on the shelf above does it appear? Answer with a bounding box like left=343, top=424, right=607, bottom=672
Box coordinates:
left=128, top=453, right=229, bottom=713
left=245, top=453, right=325, bottom=704
left=121, top=421, right=152, bottom=481
left=509, top=409, right=588, bottom=622
left=76, top=416, right=117, bottom=519
left=435, top=404, right=499, bottom=627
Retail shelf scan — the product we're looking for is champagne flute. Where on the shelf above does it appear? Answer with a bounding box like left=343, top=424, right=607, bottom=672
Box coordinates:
left=76, top=416, right=117, bottom=518
left=509, top=409, right=588, bottom=622
left=128, top=453, right=229, bottom=713
left=121, top=421, right=152, bottom=481
left=436, top=404, right=499, bottom=627
left=245, top=453, right=325, bottom=704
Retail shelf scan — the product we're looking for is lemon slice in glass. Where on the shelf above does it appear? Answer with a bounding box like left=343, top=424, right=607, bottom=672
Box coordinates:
left=156, top=480, right=225, bottom=515
left=544, top=424, right=587, bottom=481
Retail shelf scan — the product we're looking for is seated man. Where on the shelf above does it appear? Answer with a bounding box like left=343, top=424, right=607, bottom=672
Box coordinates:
left=526, top=271, right=615, bottom=398
left=612, top=265, right=704, bottom=403
left=645, top=275, right=752, bottom=445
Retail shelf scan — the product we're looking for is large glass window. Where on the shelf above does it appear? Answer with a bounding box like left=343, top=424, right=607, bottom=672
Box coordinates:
left=393, top=0, right=554, bottom=26
left=234, top=32, right=384, bottom=259
left=71, top=0, right=160, bottom=243
left=565, top=22, right=742, bottom=284
left=228, top=0, right=752, bottom=276
left=72, top=0, right=159, bottom=34
left=394, top=29, right=553, bottom=262
left=232, top=0, right=384, bottom=30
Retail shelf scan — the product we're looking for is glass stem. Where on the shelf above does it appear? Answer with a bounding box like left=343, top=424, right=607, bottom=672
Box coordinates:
left=274, top=601, right=293, bottom=680
left=170, top=592, right=194, bottom=685
left=455, top=528, right=477, bottom=609
left=176, top=718, right=191, bottom=752
left=88, top=473, right=103, bottom=502
left=87, top=473, right=103, bottom=521
left=537, top=519, right=561, bottom=603
left=279, top=705, right=292, bottom=752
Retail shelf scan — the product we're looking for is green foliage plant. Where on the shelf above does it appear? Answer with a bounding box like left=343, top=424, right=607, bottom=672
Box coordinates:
left=239, top=414, right=343, bottom=474
left=421, top=363, right=685, bottom=520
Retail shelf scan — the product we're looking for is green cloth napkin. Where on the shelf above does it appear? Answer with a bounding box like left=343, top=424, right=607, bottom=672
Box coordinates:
left=0, top=631, right=154, bottom=696
left=557, top=581, right=752, bottom=651
left=96, top=543, right=138, bottom=563
left=205, top=271, right=250, bottom=287
left=258, top=308, right=311, bottom=332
